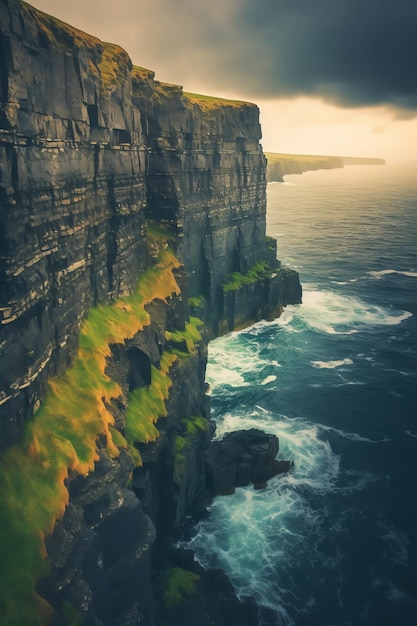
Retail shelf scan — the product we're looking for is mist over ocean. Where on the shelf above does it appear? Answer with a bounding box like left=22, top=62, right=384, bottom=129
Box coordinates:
left=184, top=164, right=417, bottom=625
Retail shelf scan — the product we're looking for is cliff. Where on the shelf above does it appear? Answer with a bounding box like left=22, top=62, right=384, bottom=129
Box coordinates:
left=265, top=152, right=385, bottom=182
left=0, top=1, right=301, bottom=625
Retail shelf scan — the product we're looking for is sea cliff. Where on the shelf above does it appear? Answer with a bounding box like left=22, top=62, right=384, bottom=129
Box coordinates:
left=266, top=152, right=385, bottom=182
left=0, top=1, right=301, bottom=624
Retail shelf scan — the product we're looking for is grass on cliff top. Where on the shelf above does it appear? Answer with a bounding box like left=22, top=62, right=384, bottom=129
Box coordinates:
left=265, top=152, right=385, bottom=166
left=98, top=42, right=132, bottom=93
left=22, top=1, right=102, bottom=50
left=131, top=64, right=155, bottom=81
left=152, top=80, right=184, bottom=104
left=22, top=3, right=131, bottom=94
left=265, top=151, right=339, bottom=164
left=184, top=91, right=252, bottom=111
left=0, top=246, right=182, bottom=625
left=223, top=261, right=274, bottom=293
left=131, top=64, right=156, bottom=93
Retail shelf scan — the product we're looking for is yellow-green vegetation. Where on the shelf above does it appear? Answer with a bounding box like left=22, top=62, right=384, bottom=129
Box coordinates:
left=181, top=415, right=209, bottom=436
left=131, top=64, right=155, bottom=83
left=126, top=352, right=176, bottom=444
left=0, top=244, right=183, bottom=625
left=165, top=317, right=203, bottom=355
left=184, top=91, right=251, bottom=111
left=173, top=435, right=188, bottom=482
left=152, top=80, right=183, bottom=104
left=265, top=151, right=340, bottom=165
left=146, top=220, right=176, bottom=247
left=265, top=152, right=385, bottom=166
left=99, top=42, right=131, bottom=94
left=223, top=261, right=273, bottom=293
left=173, top=416, right=209, bottom=482
left=21, top=3, right=130, bottom=95
left=265, top=235, right=277, bottom=251
left=188, top=294, right=206, bottom=309
left=61, top=601, right=81, bottom=626
left=131, top=64, right=156, bottom=95
left=22, top=1, right=102, bottom=51
left=164, top=567, right=201, bottom=608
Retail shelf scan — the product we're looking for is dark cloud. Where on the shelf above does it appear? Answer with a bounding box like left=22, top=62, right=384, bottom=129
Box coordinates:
left=31, top=0, right=417, bottom=113
left=196, top=0, right=417, bottom=112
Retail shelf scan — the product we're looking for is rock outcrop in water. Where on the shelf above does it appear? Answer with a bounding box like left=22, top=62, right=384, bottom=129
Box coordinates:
left=0, top=1, right=301, bottom=624
left=205, top=429, right=293, bottom=495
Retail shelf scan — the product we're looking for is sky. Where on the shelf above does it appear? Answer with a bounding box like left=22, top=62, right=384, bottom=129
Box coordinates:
left=29, top=0, right=417, bottom=163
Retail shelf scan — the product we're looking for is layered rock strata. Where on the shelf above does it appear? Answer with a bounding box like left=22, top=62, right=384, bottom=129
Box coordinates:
left=0, top=0, right=301, bottom=447
left=0, top=1, right=302, bottom=625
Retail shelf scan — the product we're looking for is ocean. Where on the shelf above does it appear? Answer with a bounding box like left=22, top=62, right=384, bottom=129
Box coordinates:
left=184, top=164, right=417, bottom=625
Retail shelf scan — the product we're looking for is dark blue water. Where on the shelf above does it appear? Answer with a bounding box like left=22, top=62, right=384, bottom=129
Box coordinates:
left=185, top=163, right=417, bottom=626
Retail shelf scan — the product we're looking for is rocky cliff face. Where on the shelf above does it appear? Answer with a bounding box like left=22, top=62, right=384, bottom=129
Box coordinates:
left=0, top=2, right=301, bottom=625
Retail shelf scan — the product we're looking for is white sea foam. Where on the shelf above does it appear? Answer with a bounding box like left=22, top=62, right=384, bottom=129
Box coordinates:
left=183, top=408, right=349, bottom=623
left=311, top=358, right=353, bottom=369
left=318, top=423, right=393, bottom=443
left=206, top=335, right=257, bottom=390
left=261, top=375, right=277, bottom=385
left=369, top=269, right=417, bottom=279
left=298, top=289, right=412, bottom=334
left=206, top=324, right=287, bottom=392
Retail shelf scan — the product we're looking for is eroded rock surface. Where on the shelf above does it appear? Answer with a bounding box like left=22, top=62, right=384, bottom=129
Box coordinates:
left=0, top=2, right=301, bottom=624
left=205, top=428, right=292, bottom=495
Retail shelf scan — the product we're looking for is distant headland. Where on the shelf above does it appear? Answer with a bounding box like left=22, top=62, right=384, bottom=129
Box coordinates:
left=265, top=152, right=386, bottom=182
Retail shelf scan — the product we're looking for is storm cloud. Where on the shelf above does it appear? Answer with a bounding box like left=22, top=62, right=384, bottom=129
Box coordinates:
left=31, top=0, right=417, bottom=114
left=228, top=0, right=417, bottom=111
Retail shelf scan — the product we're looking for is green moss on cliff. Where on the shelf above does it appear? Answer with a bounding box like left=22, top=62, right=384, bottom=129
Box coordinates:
left=223, top=261, right=273, bottom=292
left=182, top=415, right=209, bottom=436
left=22, top=1, right=102, bottom=50
left=126, top=352, right=176, bottom=444
left=173, top=435, right=187, bottom=482
left=152, top=80, right=183, bottom=104
left=164, top=567, right=200, bottom=608
left=165, top=317, right=203, bottom=355
left=0, top=247, right=182, bottom=625
left=131, top=64, right=155, bottom=82
left=189, top=295, right=206, bottom=309
left=21, top=3, right=131, bottom=94
left=99, top=42, right=132, bottom=94
left=173, top=416, right=209, bottom=482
